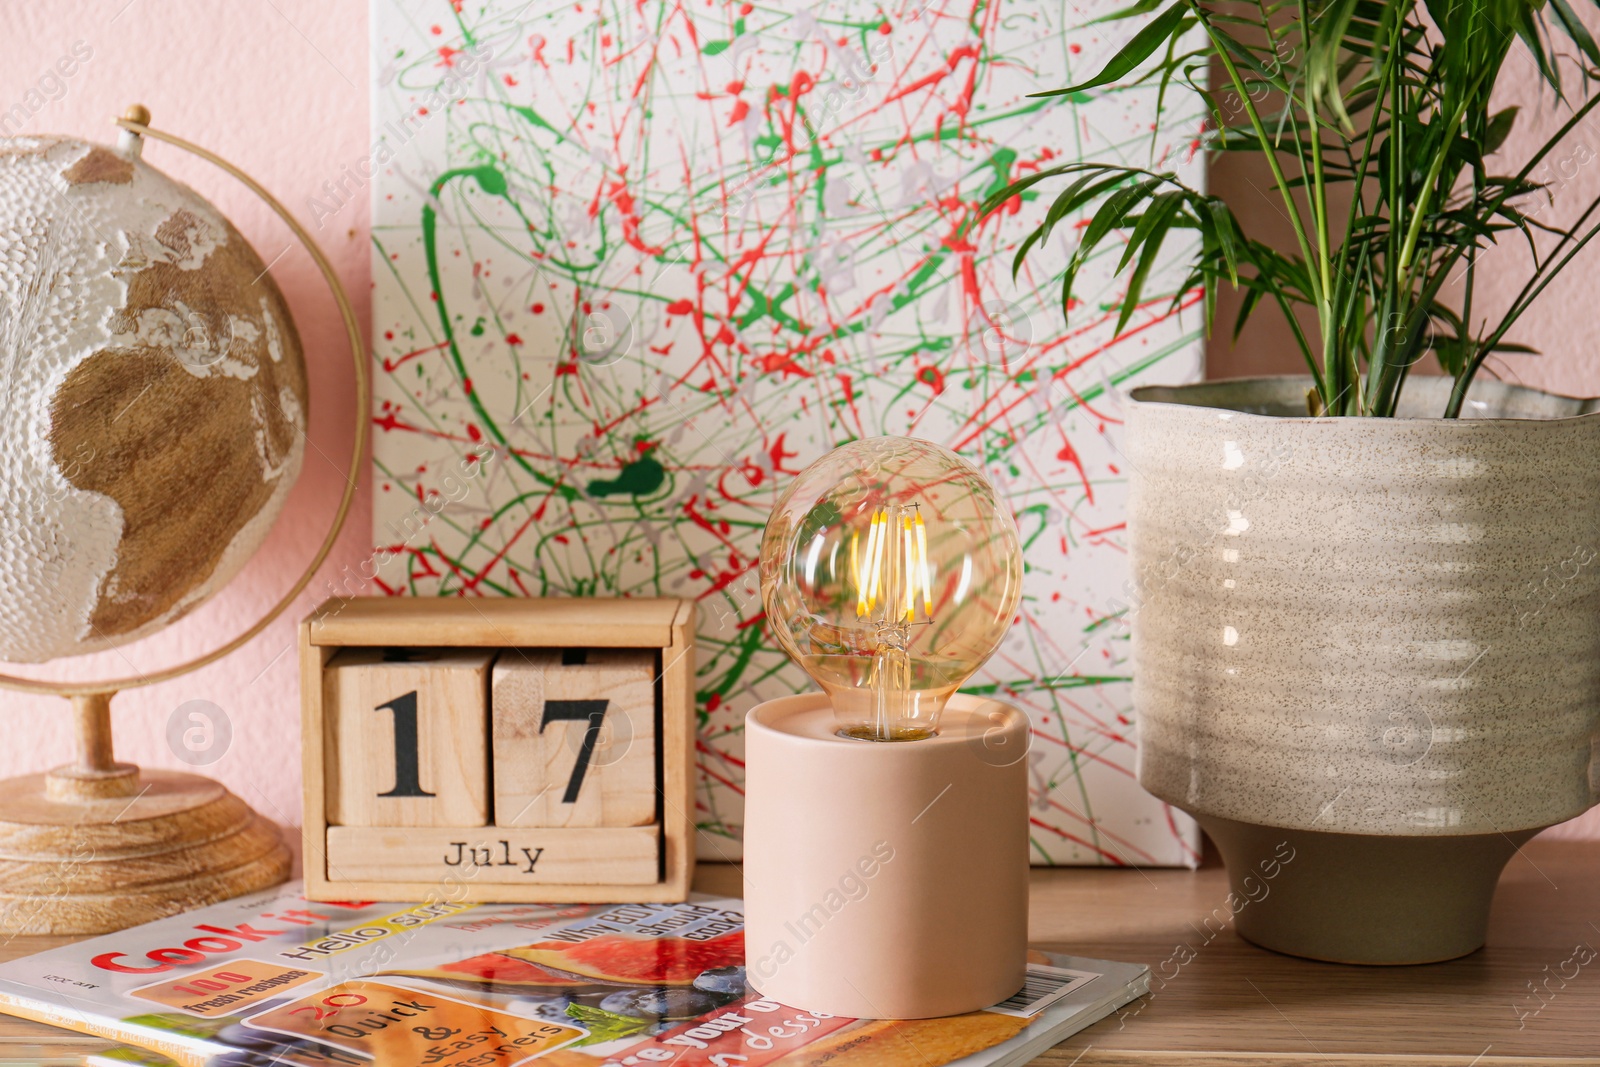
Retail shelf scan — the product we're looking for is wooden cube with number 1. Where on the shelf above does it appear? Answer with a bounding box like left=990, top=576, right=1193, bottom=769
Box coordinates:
left=492, top=648, right=657, bottom=827
left=323, top=647, right=493, bottom=827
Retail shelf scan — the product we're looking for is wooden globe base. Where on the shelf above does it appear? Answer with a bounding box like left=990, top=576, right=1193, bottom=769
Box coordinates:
left=0, top=765, right=290, bottom=935
left=0, top=693, right=290, bottom=935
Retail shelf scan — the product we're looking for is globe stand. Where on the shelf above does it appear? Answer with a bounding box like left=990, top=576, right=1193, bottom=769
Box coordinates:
left=0, top=106, right=368, bottom=936
left=0, top=693, right=292, bottom=935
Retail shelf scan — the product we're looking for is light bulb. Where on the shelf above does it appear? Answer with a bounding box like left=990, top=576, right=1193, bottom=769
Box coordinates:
left=760, top=436, right=1023, bottom=741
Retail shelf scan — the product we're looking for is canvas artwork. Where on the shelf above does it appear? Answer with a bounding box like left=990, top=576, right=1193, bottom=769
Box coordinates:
left=368, top=0, right=1205, bottom=866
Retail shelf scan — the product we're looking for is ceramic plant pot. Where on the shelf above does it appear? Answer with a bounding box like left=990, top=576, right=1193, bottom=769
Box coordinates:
left=1127, top=376, right=1600, bottom=965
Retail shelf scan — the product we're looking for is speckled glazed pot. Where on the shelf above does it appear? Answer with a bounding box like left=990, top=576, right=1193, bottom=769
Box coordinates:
left=1127, top=376, right=1600, bottom=964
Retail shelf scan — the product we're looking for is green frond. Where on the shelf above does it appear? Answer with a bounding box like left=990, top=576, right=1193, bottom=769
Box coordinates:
left=1003, top=0, right=1600, bottom=417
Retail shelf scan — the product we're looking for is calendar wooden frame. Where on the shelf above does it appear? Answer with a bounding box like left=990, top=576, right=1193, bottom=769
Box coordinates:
left=299, top=597, right=696, bottom=903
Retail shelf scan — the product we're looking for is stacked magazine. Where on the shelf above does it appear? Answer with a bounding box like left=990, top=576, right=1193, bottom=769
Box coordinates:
left=0, top=885, right=1146, bottom=1067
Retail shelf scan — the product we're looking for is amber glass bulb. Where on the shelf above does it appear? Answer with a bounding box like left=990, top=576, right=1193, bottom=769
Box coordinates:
left=760, top=436, right=1023, bottom=741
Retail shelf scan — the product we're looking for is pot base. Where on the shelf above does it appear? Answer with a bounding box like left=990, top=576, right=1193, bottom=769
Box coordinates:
left=1198, top=814, right=1540, bottom=965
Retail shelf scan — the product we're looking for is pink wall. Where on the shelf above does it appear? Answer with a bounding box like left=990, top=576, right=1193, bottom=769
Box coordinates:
left=2, top=2, right=1595, bottom=846
left=0, top=0, right=371, bottom=838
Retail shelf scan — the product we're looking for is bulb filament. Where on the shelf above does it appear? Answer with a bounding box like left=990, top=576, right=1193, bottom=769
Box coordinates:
left=853, top=504, right=933, bottom=623
left=848, top=503, right=934, bottom=740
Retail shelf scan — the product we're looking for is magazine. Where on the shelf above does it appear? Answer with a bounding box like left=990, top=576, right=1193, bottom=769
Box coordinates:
left=0, top=884, right=1147, bottom=1067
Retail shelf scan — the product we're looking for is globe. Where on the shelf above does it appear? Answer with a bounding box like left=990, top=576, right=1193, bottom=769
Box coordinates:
left=0, top=134, right=308, bottom=664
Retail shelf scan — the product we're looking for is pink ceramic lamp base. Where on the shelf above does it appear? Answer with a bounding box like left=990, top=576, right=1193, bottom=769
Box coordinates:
left=742, top=692, right=1030, bottom=1019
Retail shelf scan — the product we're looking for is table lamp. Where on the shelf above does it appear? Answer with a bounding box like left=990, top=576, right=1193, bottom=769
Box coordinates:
left=744, top=435, right=1030, bottom=1019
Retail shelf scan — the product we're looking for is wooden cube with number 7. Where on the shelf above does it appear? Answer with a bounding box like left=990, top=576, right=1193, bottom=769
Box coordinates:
left=324, top=647, right=493, bottom=827
left=493, top=649, right=656, bottom=827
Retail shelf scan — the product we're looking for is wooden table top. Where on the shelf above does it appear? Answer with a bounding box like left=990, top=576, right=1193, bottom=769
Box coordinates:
left=699, top=842, right=1600, bottom=1066
left=1, top=841, right=1595, bottom=1065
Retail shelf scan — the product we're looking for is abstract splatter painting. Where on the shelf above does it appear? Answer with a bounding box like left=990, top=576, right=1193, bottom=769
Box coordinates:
left=369, top=0, right=1205, bottom=866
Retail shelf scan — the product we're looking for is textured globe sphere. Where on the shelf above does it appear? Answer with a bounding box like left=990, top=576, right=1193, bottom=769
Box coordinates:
left=0, top=135, right=307, bottom=663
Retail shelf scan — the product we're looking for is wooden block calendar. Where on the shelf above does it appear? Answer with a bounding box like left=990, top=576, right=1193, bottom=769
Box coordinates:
left=300, top=597, right=695, bottom=903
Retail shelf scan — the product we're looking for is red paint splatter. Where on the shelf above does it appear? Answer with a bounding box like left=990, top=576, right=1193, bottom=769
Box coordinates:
left=604, top=181, right=665, bottom=255
left=383, top=339, right=449, bottom=373
left=1056, top=433, right=1093, bottom=505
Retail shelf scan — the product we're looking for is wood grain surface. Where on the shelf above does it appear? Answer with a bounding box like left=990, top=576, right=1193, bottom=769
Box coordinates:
left=698, top=842, right=1600, bottom=1066
left=299, top=597, right=698, bottom=905
left=323, top=646, right=494, bottom=827
left=326, top=823, right=660, bottom=883
left=304, top=597, right=683, bottom=648
left=0, top=769, right=291, bottom=937
left=491, top=648, right=658, bottom=828
left=1, top=840, right=1596, bottom=1064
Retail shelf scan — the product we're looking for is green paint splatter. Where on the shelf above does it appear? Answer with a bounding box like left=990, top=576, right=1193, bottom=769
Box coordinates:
left=510, top=104, right=564, bottom=139
left=588, top=456, right=666, bottom=498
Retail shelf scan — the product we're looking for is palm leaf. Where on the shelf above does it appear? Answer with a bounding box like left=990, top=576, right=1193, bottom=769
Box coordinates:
left=1030, top=3, right=1193, bottom=97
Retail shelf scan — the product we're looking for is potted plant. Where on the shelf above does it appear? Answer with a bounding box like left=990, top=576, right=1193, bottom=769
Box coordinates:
left=987, top=0, right=1600, bottom=964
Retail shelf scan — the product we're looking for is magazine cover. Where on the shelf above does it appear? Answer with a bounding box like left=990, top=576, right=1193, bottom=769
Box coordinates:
left=0, top=885, right=1146, bottom=1067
